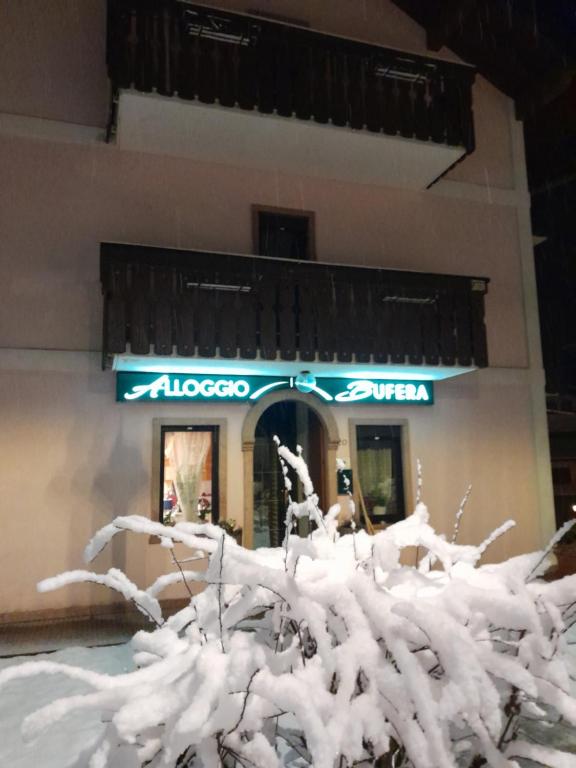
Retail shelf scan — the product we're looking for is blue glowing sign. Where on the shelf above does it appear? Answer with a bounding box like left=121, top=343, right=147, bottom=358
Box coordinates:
left=116, top=373, right=434, bottom=405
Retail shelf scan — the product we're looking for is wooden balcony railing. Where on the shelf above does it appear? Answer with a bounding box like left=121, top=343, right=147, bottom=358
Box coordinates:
left=101, top=243, right=489, bottom=369
left=106, top=0, right=475, bottom=152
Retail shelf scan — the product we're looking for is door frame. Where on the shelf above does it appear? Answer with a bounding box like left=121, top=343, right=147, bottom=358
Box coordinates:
left=242, top=390, right=340, bottom=548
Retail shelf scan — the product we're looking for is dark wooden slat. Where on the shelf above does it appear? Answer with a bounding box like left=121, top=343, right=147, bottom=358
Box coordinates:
left=218, top=291, right=238, bottom=357
left=175, top=20, right=198, bottom=99
left=149, top=5, right=161, bottom=92
left=353, top=281, right=373, bottom=362
left=258, top=36, right=276, bottom=114
left=373, top=284, right=391, bottom=363
left=152, top=266, right=173, bottom=355
left=293, top=43, right=312, bottom=120
left=406, top=299, right=424, bottom=365
left=311, top=47, right=330, bottom=124
left=413, top=79, right=429, bottom=141
left=197, top=289, right=217, bottom=357
left=153, top=5, right=167, bottom=95
left=238, top=291, right=257, bottom=358
left=104, top=261, right=128, bottom=354
left=175, top=284, right=196, bottom=356
left=335, top=281, right=354, bottom=362
left=258, top=280, right=277, bottom=359
left=134, top=3, right=154, bottom=92
left=108, top=2, right=136, bottom=89
left=428, top=74, right=447, bottom=144
left=331, top=50, right=348, bottom=127
left=347, top=53, right=365, bottom=130
left=160, top=4, right=178, bottom=97
left=237, top=42, right=258, bottom=109
left=398, top=80, right=414, bottom=138
left=389, top=297, right=406, bottom=364
left=198, top=37, right=217, bottom=104
left=381, top=76, right=398, bottom=136
left=470, top=288, right=489, bottom=367
left=129, top=264, right=151, bottom=354
left=365, top=68, right=383, bottom=133
left=216, top=41, right=237, bottom=108
left=278, top=279, right=296, bottom=360
left=438, top=289, right=456, bottom=365
left=297, top=279, right=316, bottom=361
left=454, top=290, right=472, bottom=366
left=316, top=281, right=334, bottom=361
left=276, top=36, right=293, bottom=117
left=421, top=299, right=440, bottom=365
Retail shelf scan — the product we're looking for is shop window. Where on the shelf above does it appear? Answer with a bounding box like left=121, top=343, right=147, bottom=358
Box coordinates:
left=160, top=425, right=219, bottom=526
left=355, top=425, right=405, bottom=524
left=253, top=205, right=315, bottom=260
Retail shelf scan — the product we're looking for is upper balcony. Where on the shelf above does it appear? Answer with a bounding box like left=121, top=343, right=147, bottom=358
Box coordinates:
left=101, top=242, right=489, bottom=375
left=106, top=1, right=476, bottom=189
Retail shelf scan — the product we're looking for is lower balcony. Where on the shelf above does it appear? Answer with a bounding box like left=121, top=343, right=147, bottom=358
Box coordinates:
left=101, top=243, right=489, bottom=375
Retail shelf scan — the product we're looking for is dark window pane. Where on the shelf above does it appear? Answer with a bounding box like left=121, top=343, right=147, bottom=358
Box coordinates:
left=552, top=465, right=572, bottom=486
left=356, top=425, right=405, bottom=524
left=258, top=211, right=311, bottom=260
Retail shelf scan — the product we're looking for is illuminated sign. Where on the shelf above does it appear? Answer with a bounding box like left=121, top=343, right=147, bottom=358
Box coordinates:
left=117, top=373, right=434, bottom=405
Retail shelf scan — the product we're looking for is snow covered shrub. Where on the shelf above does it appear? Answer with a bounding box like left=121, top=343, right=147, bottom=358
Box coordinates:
left=1, top=442, right=576, bottom=768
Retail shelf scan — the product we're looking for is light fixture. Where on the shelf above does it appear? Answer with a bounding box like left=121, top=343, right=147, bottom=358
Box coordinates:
left=295, top=371, right=316, bottom=394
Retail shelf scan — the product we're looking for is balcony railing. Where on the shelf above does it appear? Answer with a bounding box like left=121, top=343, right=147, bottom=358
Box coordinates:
left=106, top=0, right=475, bottom=152
left=101, top=243, right=489, bottom=369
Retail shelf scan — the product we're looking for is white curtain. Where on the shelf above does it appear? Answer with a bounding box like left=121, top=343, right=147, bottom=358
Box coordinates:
left=358, top=448, right=393, bottom=501
left=166, top=431, right=211, bottom=522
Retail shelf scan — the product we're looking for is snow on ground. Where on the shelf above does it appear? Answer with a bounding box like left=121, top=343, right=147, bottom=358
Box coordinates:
left=0, top=644, right=134, bottom=768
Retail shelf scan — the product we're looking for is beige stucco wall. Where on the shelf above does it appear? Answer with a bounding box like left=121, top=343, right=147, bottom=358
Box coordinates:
left=0, top=0, right=551, bottom=618
left=0, top=133, right=526, bottom=368
left=0, top=352, right=543, bottom=615
left=0, top=0, right=109, bottom=128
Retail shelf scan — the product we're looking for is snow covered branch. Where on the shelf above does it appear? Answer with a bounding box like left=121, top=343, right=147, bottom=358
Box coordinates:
left=3, top=441, right=576, bottom=768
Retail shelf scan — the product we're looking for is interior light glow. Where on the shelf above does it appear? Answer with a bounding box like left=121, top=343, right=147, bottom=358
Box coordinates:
left=338, top=371, right=435, bottom=381
left=113, top=355, right=476, bottom=383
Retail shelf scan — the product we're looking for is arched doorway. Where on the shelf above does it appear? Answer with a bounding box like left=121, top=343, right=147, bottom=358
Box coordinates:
left=242, top=391, right=340, bottom=549
left=253, top=400, right=326, bottom=548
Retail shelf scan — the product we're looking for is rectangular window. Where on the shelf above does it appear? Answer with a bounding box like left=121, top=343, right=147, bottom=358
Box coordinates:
left=253, top=205, right=315, bottom=260
left=160, top=425, right=219, bottom=526
left=355, top=425, right=405, bottom=524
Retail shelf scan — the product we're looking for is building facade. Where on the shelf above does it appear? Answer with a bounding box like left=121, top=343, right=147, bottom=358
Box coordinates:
left=0, top=0, right=554, bottom=621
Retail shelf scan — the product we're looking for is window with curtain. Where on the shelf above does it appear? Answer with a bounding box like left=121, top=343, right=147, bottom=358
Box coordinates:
left=355, top=425, right=405, bottom=524
left=160, top=426, right=219, bottom=526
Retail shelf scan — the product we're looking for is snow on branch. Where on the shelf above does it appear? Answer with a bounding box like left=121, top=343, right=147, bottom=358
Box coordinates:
left=38, top=568, right=163, bottom=625
left=6, top=442, right=576, bottom=768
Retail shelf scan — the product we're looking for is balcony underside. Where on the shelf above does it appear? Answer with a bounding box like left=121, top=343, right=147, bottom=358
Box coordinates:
left=112, top=353, right=476, bottom=382
left=117, top=91, right=467, bottom=189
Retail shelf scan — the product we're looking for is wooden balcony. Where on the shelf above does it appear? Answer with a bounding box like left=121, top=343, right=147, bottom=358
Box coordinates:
left=106, top=1, right=476, bottom=188
left=101, top=243, right=489, bottom=370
